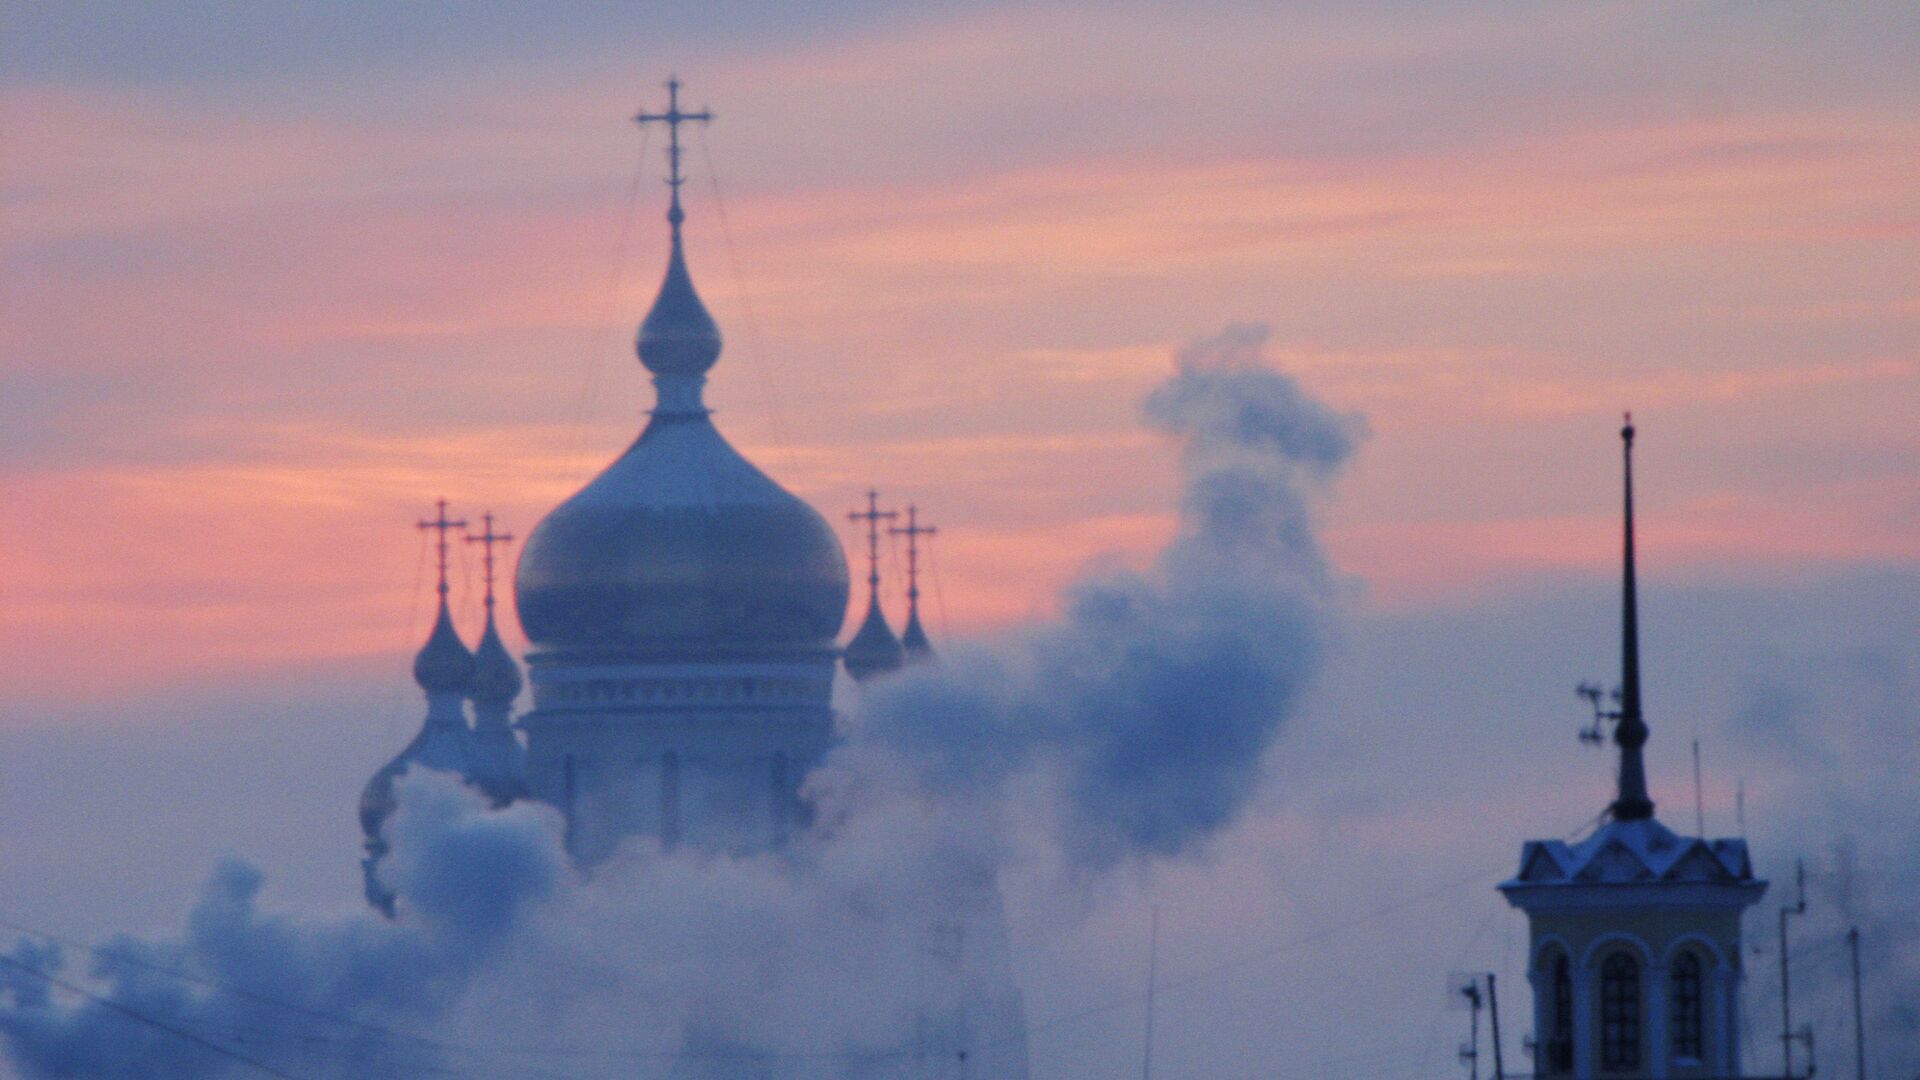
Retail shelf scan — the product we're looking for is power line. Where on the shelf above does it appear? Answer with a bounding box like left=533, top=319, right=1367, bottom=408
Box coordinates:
left=696, top=123, right=800, bottom=477
left=0, top=917, right=465, bottom=1059
left=0, top=951, right=308, bottom=1080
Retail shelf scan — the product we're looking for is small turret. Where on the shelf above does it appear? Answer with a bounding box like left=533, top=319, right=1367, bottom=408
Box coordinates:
left=843, top=489, right=903, bottom=682
left=360, top=499, right=479, bottom=916
left=465, top=513, right=528, bottom=806
left=890, top=504, right=938, bottom=663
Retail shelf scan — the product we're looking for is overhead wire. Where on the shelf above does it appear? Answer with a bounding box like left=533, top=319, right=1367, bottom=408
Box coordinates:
left=696, top=124, right=800, bottom=478
left=560, top=127, right=652, bottom=471
left=0, top=951, right=308, bottom=1080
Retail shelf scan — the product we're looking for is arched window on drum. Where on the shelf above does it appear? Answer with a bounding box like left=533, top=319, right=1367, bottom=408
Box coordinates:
left=1599, top=951, right=1642, bottom=1073
left=1542, top=949, right=1574, bottom=1075
left=1670, top=950, right=1705, bottom=1060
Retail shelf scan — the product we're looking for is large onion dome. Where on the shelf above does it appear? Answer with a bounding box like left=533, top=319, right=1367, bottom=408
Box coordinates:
left=514, top=210, right=848, bottom=661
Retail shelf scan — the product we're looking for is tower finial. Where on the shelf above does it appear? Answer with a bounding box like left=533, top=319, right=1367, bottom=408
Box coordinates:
left=417, top=498, right=467, bottom=603
left=1612, top=413, right=1654, bottom=821
left=633, top=78, right=722, bottom=406
left=890, top=504, right=938, bottom=660
left=635, top=76, right=713, bottom=243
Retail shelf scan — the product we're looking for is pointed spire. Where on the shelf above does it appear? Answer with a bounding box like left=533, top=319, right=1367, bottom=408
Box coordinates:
left=1611, top=414, right=1654, bottom=822
left=634, top=78, right=720, bottom=413
left=844, top=489, right=903, bottom=682
left=890, top=504, right=938, bottom=662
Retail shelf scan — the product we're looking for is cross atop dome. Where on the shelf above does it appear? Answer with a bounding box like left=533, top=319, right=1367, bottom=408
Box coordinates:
left=465, top=512, right=514, bottom=615
left=890, top=504, right=938, bottom=662
left=635, top=77, right=712, bottom=238
left=631, top=79, right=723, bottom=406
left=418, top=498, right=467, bottom=600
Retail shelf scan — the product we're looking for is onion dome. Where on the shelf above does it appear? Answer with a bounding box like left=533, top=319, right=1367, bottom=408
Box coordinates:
left=466, top=610, right=529, bottom=807
left=514, top=184, right=848, bottom=660
left=412, top=603, right=477, bottom=694
left=363, top=502, right=481, bottom=916
left=843, top=597, right=905, bottom=682
left=637, top=241, right=720, bottom=378
left=892, top=504, right=937, bottom=664
left=469, top=614, right=523, bottom=708
left=901, top=608, right=934, bottom=662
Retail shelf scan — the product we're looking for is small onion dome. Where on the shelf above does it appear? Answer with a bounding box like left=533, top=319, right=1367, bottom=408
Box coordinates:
left=900, top=608, right=934, bottom=662
left=843, top=598, right=905, bottom=682
left=413, top=602, right=476, bottom=694
left=357, top=712, right=472, bottom=840
left=637, top=239, right=721, bottom=377
left=468, top=614, right=523, bottom=708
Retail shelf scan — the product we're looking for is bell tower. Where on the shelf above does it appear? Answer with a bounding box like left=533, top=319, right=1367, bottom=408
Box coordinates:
left=1500, top=419, right=1767, bottom=1079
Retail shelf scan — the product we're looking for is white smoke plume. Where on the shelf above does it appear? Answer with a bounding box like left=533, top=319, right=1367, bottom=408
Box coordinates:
left=0, top=325, right=1359, bottom=1079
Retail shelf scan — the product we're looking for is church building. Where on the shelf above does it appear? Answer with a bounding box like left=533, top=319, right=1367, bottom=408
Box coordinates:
left=1500, top=420, right=1768, bottom=1080
left=361, top=80, right=1027, bottom=1079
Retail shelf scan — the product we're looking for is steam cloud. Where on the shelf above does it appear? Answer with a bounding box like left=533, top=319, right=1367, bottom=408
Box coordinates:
left=0, top=326, right=1359, bottom=1079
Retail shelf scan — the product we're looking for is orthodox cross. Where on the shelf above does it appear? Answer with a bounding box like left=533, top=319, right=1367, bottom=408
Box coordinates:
left=634, top=77, right=712, bottom=234
left=417, top=498, right=467, bottom=599
left=465, top=512, right=515, bottom=612
left=888, top=505, right=938, bottom=613
left=848, top=490, right=898, bottom=600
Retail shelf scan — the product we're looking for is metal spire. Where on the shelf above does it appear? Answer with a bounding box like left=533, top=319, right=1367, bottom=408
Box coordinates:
left=1612, top=414, right=1654, bottom=821
left=464, top=512, right=515, bottom=617
left=848, top=490, right=899, bottom=607
left=635, top=76, right=712, bottom=243
left=890, top=504, right=937, bottom=659
left=417, top=498, right=467, bottom=603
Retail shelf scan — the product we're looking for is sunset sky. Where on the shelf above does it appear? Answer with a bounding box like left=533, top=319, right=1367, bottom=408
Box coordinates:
left=3, top=6, right=1919, bottom=1077
left=8, top=1, right=1916, bottom=706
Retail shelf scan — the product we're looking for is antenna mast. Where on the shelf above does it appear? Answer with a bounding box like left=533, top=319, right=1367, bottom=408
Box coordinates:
left=1141, top=904, right=1160, bottom=1080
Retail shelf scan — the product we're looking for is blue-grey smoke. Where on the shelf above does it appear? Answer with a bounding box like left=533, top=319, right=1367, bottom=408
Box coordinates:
left=0, top=326, right=1358, bottom=1078
left=849, top=322, right=1360, bottom=871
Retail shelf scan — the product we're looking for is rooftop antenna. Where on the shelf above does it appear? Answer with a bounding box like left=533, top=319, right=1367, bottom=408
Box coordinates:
left=1737, top=778, right=1747, bottom=837
left=1448, top=973, right=1484, bottom=1080
left=1781, top=857, right=1811, bottom=1078
left=1141, top=904, right=1160, bottom=1080
left=1692, top=737, right=1706, bottom=836
left=1576, top=414, right=1655, bottom=821
left=1847, top=926, right=1865, bottom=1080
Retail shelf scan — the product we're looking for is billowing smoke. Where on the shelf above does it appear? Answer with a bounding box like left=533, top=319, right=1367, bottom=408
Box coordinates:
left=0, top=326, right=1358, bottom=1078
left=850, top=322, right=1359, bottom=872
left=1727, top=627, right=1920, bottom=1080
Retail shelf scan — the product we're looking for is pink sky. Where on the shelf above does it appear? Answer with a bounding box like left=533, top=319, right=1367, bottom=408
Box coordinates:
left=5, top=2, right=1918, bottom=706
